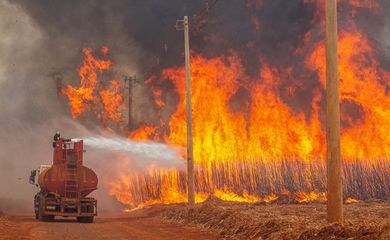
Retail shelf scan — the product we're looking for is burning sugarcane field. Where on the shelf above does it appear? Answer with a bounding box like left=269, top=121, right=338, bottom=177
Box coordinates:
left=0, top=0, right=389, bottom=239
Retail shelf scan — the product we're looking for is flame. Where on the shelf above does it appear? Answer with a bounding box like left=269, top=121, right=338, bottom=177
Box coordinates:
left=129, top=125, right=160, bottom=141
left=296, top=191, right=327, bottom=203
left=160, top=54, right=322, bottom=162
left=213, top=189, right=260, bottom=203
left=307, top=31, right=390, bottom=160
left=263, top=194, right=279, bottom=203
left=61, top=6, right=389, bottom=211
left=99, top=80, right=124, bottom=123
left=112, top=30, right=389, bottom=209
left=62, top=47, right=124, bottom=127
left=151, top=87, right=165, bottom=109
left=345, top=197, right=360, bottom=204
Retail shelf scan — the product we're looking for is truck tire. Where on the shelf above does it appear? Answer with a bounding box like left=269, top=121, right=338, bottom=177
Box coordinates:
left=34, top=194, right=39, bottom=220
left=38, top=204, right=54, bottom=222
left=38, top=207, right=45, bottom=221
left=77, top=216, right=94, bottom=223
left=86, top=216, right=94, bottom=223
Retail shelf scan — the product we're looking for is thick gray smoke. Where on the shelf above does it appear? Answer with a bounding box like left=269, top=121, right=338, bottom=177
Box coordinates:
left=0, top=1, right=142, bottom=213
left=0, top=1, right=58, bottom=212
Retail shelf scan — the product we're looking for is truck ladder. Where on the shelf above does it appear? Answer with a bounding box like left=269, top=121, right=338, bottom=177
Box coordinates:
left=65, top=164, right=79, bottom=199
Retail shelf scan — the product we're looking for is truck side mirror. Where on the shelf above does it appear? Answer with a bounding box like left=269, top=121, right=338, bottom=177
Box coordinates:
left=29, top=170, right=36, bottom=185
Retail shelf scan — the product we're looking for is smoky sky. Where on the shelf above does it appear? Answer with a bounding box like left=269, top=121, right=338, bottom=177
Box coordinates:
left=7, top=1, right=316, bottom=71
left=9, top=0, right=390, bottom=75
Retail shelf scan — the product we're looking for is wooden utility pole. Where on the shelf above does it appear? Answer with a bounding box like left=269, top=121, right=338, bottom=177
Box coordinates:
left=176, top=16, right=195, bottom=207
left=124, top=75, right=137, bottom=133
left=326, top=0, right=343, bottom=223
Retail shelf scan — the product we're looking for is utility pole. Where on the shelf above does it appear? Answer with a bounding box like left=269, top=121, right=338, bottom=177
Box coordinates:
left=124, top=75, right=137, bottom=133
left=326, top=0, right=343, bottom=223
left=176, top=16, right=195, bottom=207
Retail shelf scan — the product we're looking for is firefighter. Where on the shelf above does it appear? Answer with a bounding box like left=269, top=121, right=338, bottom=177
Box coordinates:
left=53, top=131, right=61, bottom=141
left=53, top=131, right=61, bottom=148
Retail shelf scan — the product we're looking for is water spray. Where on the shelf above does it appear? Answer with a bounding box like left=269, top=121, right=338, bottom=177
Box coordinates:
left=80, top=136, right=185, bottom=167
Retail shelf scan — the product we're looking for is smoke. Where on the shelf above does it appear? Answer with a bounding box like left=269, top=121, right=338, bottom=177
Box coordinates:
left=0, top=1, right=53, bottom=212
left=0, top=1, right=140, bottom=213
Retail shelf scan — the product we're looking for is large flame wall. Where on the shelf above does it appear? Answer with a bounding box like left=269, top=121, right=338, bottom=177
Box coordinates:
left=120, top=30, right=389, bottom=208
left=62, top=1, right=390, bottom=209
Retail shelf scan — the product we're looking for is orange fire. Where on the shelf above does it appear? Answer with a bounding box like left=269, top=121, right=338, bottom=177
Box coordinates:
left=129, top=125, right=160, bottom=141
left=61, top=4, right=389, bottom=210
left=345, top=197, right=360, bottom=204
left=307, top=31, right=390, bottom=160
left=156, top=29, right=389, bottom=162
left=99, top=80, right=124, bottom=124
left=62, top=47, right=124, bottom=128
left=111, top=29, right=389, bottom=209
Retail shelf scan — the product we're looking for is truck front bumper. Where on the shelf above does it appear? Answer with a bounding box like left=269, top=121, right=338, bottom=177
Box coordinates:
left=43, top=197, right=97, bottom=217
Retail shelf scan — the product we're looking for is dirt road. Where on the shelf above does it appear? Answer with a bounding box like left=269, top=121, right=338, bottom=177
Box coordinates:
left=1, top=214, right=219, bottom=240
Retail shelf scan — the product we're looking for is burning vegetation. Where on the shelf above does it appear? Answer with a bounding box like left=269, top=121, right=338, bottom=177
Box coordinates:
left=60, top=0, right=389, bottom=210
left=62, top=47, right=125, bottom=130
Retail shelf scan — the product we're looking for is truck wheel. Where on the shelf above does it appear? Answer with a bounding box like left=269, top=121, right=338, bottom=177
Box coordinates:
left=86, top=216, right=94, bottom=223
left=38, top=206, right=54, bottom=222
left=38, top=208, right=44, bottom=221
left=77, top=216, right=93, bottom=223
left=34, top=195, right=39, bottom=220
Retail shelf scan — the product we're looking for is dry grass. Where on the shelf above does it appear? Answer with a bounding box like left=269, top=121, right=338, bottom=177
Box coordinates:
left=160, top=198, right=390, bottom=239
left=127, top=159, right=390, bottom=206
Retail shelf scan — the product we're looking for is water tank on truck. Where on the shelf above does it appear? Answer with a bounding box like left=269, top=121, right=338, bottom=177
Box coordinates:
left=29, top=137, right=98, bottom=222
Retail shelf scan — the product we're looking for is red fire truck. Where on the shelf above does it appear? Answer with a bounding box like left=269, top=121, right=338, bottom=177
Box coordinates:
left=29, top=138, right=98, bottom=222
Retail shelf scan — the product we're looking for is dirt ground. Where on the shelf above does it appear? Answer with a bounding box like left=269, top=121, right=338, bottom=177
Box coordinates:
left=0, top=210, right=218, bottom=240
left=0, top=200, right=389, bottom=240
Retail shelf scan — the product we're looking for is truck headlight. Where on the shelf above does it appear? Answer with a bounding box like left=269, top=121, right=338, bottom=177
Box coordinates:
left=46, top=206, right=56, bottom=210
